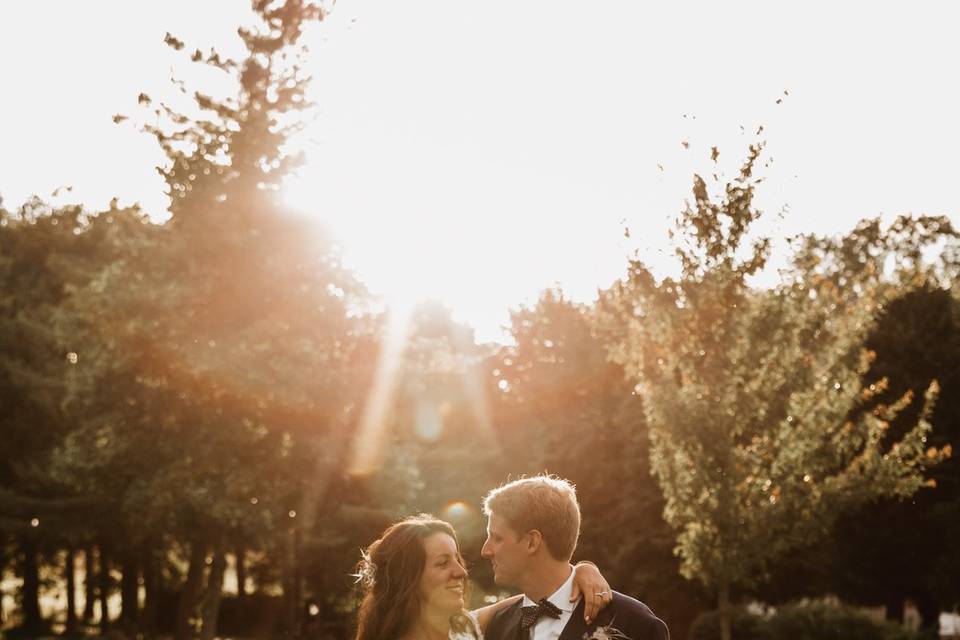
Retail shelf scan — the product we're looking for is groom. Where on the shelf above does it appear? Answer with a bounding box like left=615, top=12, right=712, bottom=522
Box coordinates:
left=480, top=475, right=670, bottom=640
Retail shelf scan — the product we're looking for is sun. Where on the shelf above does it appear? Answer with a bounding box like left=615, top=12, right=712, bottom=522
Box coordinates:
left=282, top=173, right=514, bottom=343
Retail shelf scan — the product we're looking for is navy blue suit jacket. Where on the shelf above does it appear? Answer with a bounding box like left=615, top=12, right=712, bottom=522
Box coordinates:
left=484, top=591, right=669, bottom=640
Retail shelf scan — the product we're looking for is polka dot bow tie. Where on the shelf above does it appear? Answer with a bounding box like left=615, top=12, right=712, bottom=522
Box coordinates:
left=519, top=598, right=563, bottom=632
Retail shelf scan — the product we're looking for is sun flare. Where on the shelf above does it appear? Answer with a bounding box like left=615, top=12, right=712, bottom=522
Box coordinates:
left=283, top=174, right=521, bottom=342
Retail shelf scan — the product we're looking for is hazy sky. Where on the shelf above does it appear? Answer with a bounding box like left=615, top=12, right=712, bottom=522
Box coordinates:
left=2, top=1, right=958, bottom=342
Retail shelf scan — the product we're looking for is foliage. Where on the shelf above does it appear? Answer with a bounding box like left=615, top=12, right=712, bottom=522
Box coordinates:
left=3, top=3, right=960, bottom=638
left=491, top=289, right=709, bottom=635
left=35, top=1, right=372, bottom=637
left=689, top=607, right=770, bottom=640
left=596, top=144, right=948, bottom=640
left=764, top=602, right=922, bottom=640
left=0, top=200, right=107, bottom=633
left=769, top=219, right=960, bottom=627
left=691, top=602, right=924, bottom=640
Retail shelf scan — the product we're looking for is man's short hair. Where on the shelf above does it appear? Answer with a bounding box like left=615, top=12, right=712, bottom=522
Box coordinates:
left=482, top=475, right=581, bottom=561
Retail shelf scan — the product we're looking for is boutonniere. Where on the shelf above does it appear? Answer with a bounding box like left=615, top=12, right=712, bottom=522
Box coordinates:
left=583, top=623, right=631, bottom=640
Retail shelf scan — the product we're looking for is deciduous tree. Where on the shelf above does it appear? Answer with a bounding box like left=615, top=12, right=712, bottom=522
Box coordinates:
left=597, top=145, right=948, bottom=640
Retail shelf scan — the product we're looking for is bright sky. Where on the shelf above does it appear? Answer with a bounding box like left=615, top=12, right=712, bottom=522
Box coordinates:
left=2, top=1, right=958, bottom=342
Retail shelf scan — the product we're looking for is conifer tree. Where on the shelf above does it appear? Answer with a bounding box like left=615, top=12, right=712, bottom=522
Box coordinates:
left=56, top=2, right=373, bottom=637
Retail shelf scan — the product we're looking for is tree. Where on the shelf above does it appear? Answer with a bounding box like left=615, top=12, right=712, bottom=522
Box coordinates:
left=596, top=145, right=948, bottom=640
left=51, top=2, right=374, bottom=637
left=491, top=289, right=709, bottom=637
left=0, top=199, right=101, bottom=635
left=295, top=302, right=503, bottom=635
left=772, top=217, right=960, bottom=630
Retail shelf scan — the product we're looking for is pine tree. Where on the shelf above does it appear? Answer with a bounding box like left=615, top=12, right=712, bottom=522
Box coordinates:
left=55, top=2, right=373, bottom=637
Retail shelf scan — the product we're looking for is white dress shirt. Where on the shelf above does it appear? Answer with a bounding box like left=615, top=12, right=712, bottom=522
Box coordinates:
left=521, top=566, right=579, bottom=640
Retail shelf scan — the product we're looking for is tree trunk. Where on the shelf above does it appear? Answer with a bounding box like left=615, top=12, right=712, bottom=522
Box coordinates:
left=199, top=544, right=226, bottom=640
left=914, top=591, right=940, bottom=633
left=141, top=539, right=159, bottom=639
left=884, top=593, right=904, bottom=624
left=20, top=538, right=43, bottom=634
left=83, top=545, right=96, bottom=622
left=281, top=526, right=298, bottom=635
left=174, top=538, right=209, bottom=640
left=65, top=547, right=78, bottom=635
left=292, top=525, right=303, bottom=637
left=98, top=544, right=111, bottom=634
left=121, top=548, right=140, bottom=633
left=235, top=547, right=247, bottom=629
left=0, top=546, right=4, bottom=627
left=718, top=579, right=732, bottom=640
left=19, top=539, right=43, bottom=633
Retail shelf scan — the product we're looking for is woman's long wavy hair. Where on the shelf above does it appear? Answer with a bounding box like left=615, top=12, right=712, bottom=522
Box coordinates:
left=354, top=514, right=476, bottom=640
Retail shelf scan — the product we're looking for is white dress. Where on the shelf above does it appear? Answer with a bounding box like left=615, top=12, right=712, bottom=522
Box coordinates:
left=450, top=612, right=483, bottom=639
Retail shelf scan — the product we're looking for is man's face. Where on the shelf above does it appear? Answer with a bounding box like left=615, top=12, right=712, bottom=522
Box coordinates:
left=480, top=512, right=529, bottom=588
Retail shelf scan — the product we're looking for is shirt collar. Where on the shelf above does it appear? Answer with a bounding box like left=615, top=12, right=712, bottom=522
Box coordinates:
left=521, top=565, right=577, bottom=612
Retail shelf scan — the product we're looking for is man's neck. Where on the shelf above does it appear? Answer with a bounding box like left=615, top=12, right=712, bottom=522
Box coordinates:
left=520, top=561, right=573, bottom=602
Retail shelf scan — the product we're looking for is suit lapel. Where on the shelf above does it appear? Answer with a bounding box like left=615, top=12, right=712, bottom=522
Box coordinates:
left=558, top=599, right=589, bottom=640
left=496, top=599, right=525, bottom=640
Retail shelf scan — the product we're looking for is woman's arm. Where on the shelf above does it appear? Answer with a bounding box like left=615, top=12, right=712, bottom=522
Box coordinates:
left=469, top=562, right=612, bottom=631
left=570, top=561, right=612, bottom=623
left=470, top=594, right=523, bottom=633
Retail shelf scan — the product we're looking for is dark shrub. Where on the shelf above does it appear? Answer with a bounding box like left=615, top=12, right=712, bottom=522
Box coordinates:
left=689, top=607, right=770, bottom=640
left=2, top=622, right=54, bottom=639
left=689, top=602, right=922, bottom=640
left=766, top=602, right=920, bottom=640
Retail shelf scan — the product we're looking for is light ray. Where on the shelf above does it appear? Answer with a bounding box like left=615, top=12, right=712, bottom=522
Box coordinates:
left=347, top=299, right=414, bottom=476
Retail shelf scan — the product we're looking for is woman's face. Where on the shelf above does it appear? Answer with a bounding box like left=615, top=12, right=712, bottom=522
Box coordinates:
left=418, top=532, right=468, bottom=614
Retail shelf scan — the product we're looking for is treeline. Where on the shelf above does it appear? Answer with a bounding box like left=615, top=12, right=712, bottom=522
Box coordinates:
left=2, top=3, right=959, bottom=640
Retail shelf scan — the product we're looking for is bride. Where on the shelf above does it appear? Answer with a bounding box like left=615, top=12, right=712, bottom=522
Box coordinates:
left=353, top=514, right=610, bottom=640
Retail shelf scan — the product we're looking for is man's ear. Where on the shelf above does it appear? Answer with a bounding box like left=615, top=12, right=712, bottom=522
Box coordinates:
left=525, top=530, right=543, bottom=555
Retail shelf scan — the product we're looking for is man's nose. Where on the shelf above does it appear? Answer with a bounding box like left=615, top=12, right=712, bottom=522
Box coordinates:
left=480, top=538, right=492, bottom=558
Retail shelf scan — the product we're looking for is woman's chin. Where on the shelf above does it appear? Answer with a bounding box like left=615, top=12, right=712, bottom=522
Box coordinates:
left=444, top=593, right=465, bottom=612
